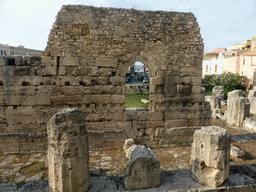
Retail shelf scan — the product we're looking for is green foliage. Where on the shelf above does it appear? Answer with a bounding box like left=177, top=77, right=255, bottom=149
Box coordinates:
left=202, top=73, right=247, bottom=99
left=125, top=94, right=149, bottom=108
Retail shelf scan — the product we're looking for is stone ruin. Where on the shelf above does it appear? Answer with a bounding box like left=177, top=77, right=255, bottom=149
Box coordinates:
left=0, top=5, right=212, bottom=153
left=47, top=108, right=90, bottom=192
left=226, top=90, right=250, bottom=127
left=47, top=109, right=231, bottom=191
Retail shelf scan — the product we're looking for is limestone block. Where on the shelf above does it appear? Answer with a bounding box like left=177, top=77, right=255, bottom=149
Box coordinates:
left=47, top=108, right=90, bottom=192
left=190, top=126, right=231, bottom=188
left=124, top=145, right=160, bottom=190
left=248, top=90, right=256, bottom=97
left=72, top=66, right=99, bottom=76
left=62, top=56, right=79, bottom=66
left=226, top=97, right=250, bottom=126
left=227, top=90, right=242, bottom=106
left=165, top=119, right=188, bottom=128
left=205, top=96, right=221, bottom=110
left=35, top=96, right=51, bottom=105
left=243, top=117, right=256, bottom=132
left=230, top=146, right=245, bottom=159
left=99, top=68, right=112, bottom=76
left=40, top=66, right=57, bottom=76
left=125, top=144, right=136, bottom=159
left=6, top=96, right=36, bottom=106
left=212, top=86, right=224, bottom=101
left=248, top=93, right=256, bottom=114
left=123, top=138, right=135, bottom=153
left=95, top=58, right=118, bottom=67
left=109, top=76, right=125, bottom=86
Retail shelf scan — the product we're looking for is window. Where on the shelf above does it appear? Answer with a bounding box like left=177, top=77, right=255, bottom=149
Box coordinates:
left=241, top=71, right=244, bottom=75
left=206, top=65, right=208, bottom=73
left=215, top=65, right=217, bottom=73
left=243, top=57, right=245, bottom=65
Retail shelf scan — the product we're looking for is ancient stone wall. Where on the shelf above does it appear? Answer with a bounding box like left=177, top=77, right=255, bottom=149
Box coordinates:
left=0, top=5, right=211, bottom=152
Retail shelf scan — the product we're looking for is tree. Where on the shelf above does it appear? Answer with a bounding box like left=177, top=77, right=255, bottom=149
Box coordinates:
left=202, top=73, right=247, bottom=99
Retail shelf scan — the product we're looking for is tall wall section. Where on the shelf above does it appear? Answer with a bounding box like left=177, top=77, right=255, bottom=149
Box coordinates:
left=0, top=5, right=211, bottom=152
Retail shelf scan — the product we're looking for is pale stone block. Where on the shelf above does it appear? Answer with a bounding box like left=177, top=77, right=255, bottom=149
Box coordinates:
left=205, top=96, right=221, bottom=110
left=95, top=58, right=118, bottom=67
left=62, top=56, right=79, bottom=66
left=124, top=145, right=160, bottom=190
left=47, top=108, right=90, bottom=192
left=190, top=126, right=231, bottom=188
left=212, top=86, right=224, bottom=101
left=40, top=66, right=57, bottom=76
left=36, top=96, right=51, bottom=105
left=226, top=97, right=250, bottom=126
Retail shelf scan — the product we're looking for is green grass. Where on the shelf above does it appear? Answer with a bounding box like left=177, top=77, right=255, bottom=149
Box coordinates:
left=125, top=94, right=149, bottom=108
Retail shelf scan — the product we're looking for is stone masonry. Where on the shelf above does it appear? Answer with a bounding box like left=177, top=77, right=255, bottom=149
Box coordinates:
left=248, top=90, right=256, bottom=114
left=212, top=86, right=224, bottom=101
left=226, top=90, right=250, bottom=127
left=47, top=108, right=90, bottom=192
left=0, top=5, right=211, bottom=152
left=190, top=126, right=231, bottom=188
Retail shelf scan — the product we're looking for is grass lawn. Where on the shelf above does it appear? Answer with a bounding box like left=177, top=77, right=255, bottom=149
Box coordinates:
left=125, top=94, right=149, bottom=108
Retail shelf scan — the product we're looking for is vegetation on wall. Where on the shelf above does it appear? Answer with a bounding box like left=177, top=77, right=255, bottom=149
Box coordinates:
left=202, top=72, right=247, bottom=99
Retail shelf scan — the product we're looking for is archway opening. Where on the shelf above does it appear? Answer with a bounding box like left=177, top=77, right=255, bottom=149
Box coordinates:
left=125, top=62, right=150, bottom=110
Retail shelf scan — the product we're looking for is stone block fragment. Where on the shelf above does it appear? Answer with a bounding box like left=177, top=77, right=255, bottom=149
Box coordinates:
left=230, top=146, right=245, bottom=159
left=227, top=90, right=242, bottom=106
left=124, top=145, right=160, bottom=190
left=205, top=96, right=221, bottom=110
left=190, top=126, right=231, bottom=188
left=226, top=97, right=250, bottom=126
left=248, top=90, right=256, bottom=114
left=47, top=108, right=90, bottom=192
left=212, top=86, right=224, bottom=101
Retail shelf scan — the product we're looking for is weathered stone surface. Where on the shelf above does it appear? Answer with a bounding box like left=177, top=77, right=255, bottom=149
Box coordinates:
left=123, top=138, right=135, bottom=154
left=226, top=97, right=250, bottom=127
left=212, top=86, right=224, bottom=101
left=243, top=117, right=256, bottom=131
left=227, top=90, right=242, bottom=106
left=205, top=96, right=221, bottom=110
left=231, top=146, right=245, bottom=159
left=190, top=126, right=231, bottom=188
left=124, top=145, right=160, bottom=190
left=248, top=90, right=256, bottom=114
left=47, top=108, right=90, bottom=192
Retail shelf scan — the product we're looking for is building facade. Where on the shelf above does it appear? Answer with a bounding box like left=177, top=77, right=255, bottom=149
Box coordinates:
left=0, top=44, right=43, bottom=56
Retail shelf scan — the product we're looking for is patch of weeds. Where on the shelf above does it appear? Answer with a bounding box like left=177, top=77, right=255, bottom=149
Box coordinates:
left=12, top=153, right=31, bottom=164
left=17, top=179, right=25, bottom=187
left=175, top=141, right=182, bottom=147
left=20, top=161, right=46, bottom=176
left=154, top=143, right=161, bottom=149
left=8, top=174, right=16, bottom=183
left=184, top=142, right=191, bottom=147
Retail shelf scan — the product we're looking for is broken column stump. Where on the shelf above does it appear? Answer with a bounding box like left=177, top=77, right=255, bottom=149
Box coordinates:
left=190, top=126, right=231, bottom=188
left=226, top=97, right=250, bottom=126
left=47, top=108, right=90, bottom=192
left=124, top=145, right=160, bottom=190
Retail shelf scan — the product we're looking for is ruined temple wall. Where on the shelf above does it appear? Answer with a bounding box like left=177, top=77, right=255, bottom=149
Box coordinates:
left=0, top=6, right=210, bottom=151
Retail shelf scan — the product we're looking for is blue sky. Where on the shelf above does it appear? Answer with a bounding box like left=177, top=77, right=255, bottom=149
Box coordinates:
left=0, top=0, right=255, bottom=51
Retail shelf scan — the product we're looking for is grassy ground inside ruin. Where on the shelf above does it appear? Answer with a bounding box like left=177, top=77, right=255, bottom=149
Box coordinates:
left=125, top=94, right=149, bottom=108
